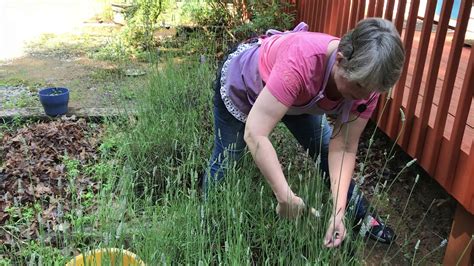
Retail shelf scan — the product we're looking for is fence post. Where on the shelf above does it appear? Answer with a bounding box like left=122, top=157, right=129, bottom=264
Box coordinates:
left=444, top=204, right=474, bottom=265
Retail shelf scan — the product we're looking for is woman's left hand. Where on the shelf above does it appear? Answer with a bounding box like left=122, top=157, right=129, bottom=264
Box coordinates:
left=324, top=213, right=346, bottom=248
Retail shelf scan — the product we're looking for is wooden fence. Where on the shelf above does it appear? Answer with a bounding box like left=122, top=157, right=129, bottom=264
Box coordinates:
left=281, top=0, right=473, bottom=264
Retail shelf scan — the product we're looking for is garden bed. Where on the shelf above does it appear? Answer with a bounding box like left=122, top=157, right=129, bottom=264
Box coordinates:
left=0, top=117, right=103, bottom=262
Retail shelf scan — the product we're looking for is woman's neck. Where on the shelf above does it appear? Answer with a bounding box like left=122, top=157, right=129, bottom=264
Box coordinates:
left=325, top=66, right=342, bottom=101
left=325, top=40, right=343, bottom=101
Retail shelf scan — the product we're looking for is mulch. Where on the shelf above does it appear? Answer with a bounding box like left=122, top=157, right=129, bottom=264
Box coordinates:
left=0, top=117, right=101, bottom=252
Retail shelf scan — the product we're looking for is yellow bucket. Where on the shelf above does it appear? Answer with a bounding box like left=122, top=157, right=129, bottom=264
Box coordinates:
left=65, top=248, right=145, bottom=266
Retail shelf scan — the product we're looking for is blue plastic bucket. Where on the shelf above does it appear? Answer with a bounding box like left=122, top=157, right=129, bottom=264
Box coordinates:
left=38, top=87, right=70, bottom=116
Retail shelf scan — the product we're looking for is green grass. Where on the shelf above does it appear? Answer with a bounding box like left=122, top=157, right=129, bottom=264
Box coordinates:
left=0, top=78, right=45, bottom=88
left=63, top=57, right=367, bottom=264
left=25, top=26, right=121, bottom=60
left=0, top=78, right=42, bottom=109
left=1, top=57, right=358, bottom=264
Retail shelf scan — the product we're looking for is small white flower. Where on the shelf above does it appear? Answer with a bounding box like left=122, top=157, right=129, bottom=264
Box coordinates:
left=399, top=108, right=406, bottom=122
left=406, top=159, right=417, bottom=167
left=440, top=239, right=448, bottom=247
left=415, top=239, right=420, bottom=250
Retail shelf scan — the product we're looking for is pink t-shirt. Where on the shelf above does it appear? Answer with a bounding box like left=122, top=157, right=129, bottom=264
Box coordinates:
left=258, top=31, right=378, bottom=119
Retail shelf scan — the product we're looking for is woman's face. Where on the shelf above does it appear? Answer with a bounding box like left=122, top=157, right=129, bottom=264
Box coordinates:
left=333, top=52, right=372, bottom=100
left=333, top=66, right=371, bottom=100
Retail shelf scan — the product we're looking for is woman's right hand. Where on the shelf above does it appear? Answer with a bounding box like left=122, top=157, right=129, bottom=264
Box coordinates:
left=275, top=194, right=306, bottom=219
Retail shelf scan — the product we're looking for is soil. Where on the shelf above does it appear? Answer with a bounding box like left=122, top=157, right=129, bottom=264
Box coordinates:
left=0, top=118, right=102, bottom=255
left=1, top=55, right=124, bottom=109
left=0, top=25, right=155, bottom=112
left=356, top=123, right=457, bottom=265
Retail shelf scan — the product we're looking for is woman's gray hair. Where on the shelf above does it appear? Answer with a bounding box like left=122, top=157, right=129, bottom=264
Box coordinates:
left=338, top=18, right=405, bottom=92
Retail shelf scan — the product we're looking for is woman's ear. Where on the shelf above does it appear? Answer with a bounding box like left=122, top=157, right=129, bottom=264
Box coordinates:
left=336, top=52, right=345, bottom=63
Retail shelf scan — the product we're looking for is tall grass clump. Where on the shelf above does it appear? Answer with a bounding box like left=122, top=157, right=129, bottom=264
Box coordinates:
left=80, top=56, right=373, bottom=264
left=113, top=57, right=215, bottom=198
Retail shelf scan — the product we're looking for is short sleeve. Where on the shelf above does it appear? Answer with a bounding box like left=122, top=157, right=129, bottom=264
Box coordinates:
left=258, top=32, right=336, bottom=108
left=265, top=59, right=305, bottom=106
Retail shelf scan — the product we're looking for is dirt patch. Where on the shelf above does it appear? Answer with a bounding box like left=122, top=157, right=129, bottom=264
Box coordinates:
left=357, top=122, right=456, bottom=264
left=1, top=56, right=122, bottom=109
left=0, top=23, right=151, bottom=112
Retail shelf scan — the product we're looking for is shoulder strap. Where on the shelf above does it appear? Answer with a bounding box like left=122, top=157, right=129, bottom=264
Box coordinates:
left=265, top=22, right=309, bottom=37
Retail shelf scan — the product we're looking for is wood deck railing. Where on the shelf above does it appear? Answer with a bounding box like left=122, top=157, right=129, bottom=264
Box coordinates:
left=281, top=0, right=473, bottom=264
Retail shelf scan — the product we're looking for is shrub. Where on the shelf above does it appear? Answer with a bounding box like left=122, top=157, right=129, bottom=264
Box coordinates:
left=180, top=0, right=295, bottom=56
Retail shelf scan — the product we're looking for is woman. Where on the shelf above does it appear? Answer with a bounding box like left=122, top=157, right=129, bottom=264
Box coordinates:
left=204, top=18, right=405, bottom=247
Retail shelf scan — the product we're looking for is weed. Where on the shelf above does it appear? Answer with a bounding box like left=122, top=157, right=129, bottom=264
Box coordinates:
left=18, top=242, right=65, bottom=265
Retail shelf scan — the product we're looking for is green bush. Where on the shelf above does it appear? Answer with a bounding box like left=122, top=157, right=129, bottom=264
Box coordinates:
left=174, top=0, right=295, bottom=62
left=233, top=1, right=295, bottom=39
left=121, top=0, right=170, bottom=50
left=95, top=0, right=174, bottom=61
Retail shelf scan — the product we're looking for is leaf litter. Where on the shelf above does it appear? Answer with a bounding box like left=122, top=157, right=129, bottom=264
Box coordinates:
left=0, top=117, right=102, bottom=256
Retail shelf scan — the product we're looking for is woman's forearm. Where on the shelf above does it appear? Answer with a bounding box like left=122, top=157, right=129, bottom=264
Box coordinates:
left=245, top=134, right=293, bottom=202
left=328, top=139, right=357, bottom=216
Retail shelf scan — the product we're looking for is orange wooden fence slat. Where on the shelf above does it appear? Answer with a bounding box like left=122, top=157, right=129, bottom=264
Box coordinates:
left=297, top=0, right=305, bottom=27
left=399, top=0, right=438, bottom=152
left=312, top=0, right=319, bottom=31
left=321, top=0, right=327, bottom=32
left=340, top=0, right=352, bottom=36
left=318, top=0, right=324, bottom=31
left=317, top=0, right=324, bottom=31
left=409, top=0, right=455, bottom=159
left=440, top=45, right=473, bottom=190
left=375, top=0, right=385, bottom=17
left=349, top=0, right=360, bottom=29
left=422, top=0, right=472, bottom=183
left=464, top=144, right=474, bottom=211
left=384, top=0, right=420, bottom=136
left=302, top=0, right=309, bottom=25
left=377, top=0, right=406, bottom=125
left=374, top=0, right=390, bottom=127
left=329, top=1, right=340, bottom=35
left=307, top=0, right=315, bottom=31
left=356, top=0, right=366, bottom=23
left=335, top=0, right=344, bottom=36
left=308, top=0, right=315, bottom=23
left=394, top=0, right=407, bottom=37
left=384, top=0, right=396, bottom=21
left=367, top=0, right=377, bottom=17
left=323, top=0, right=330, bottom=32
left=442, top=141, right=474, bottom=212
